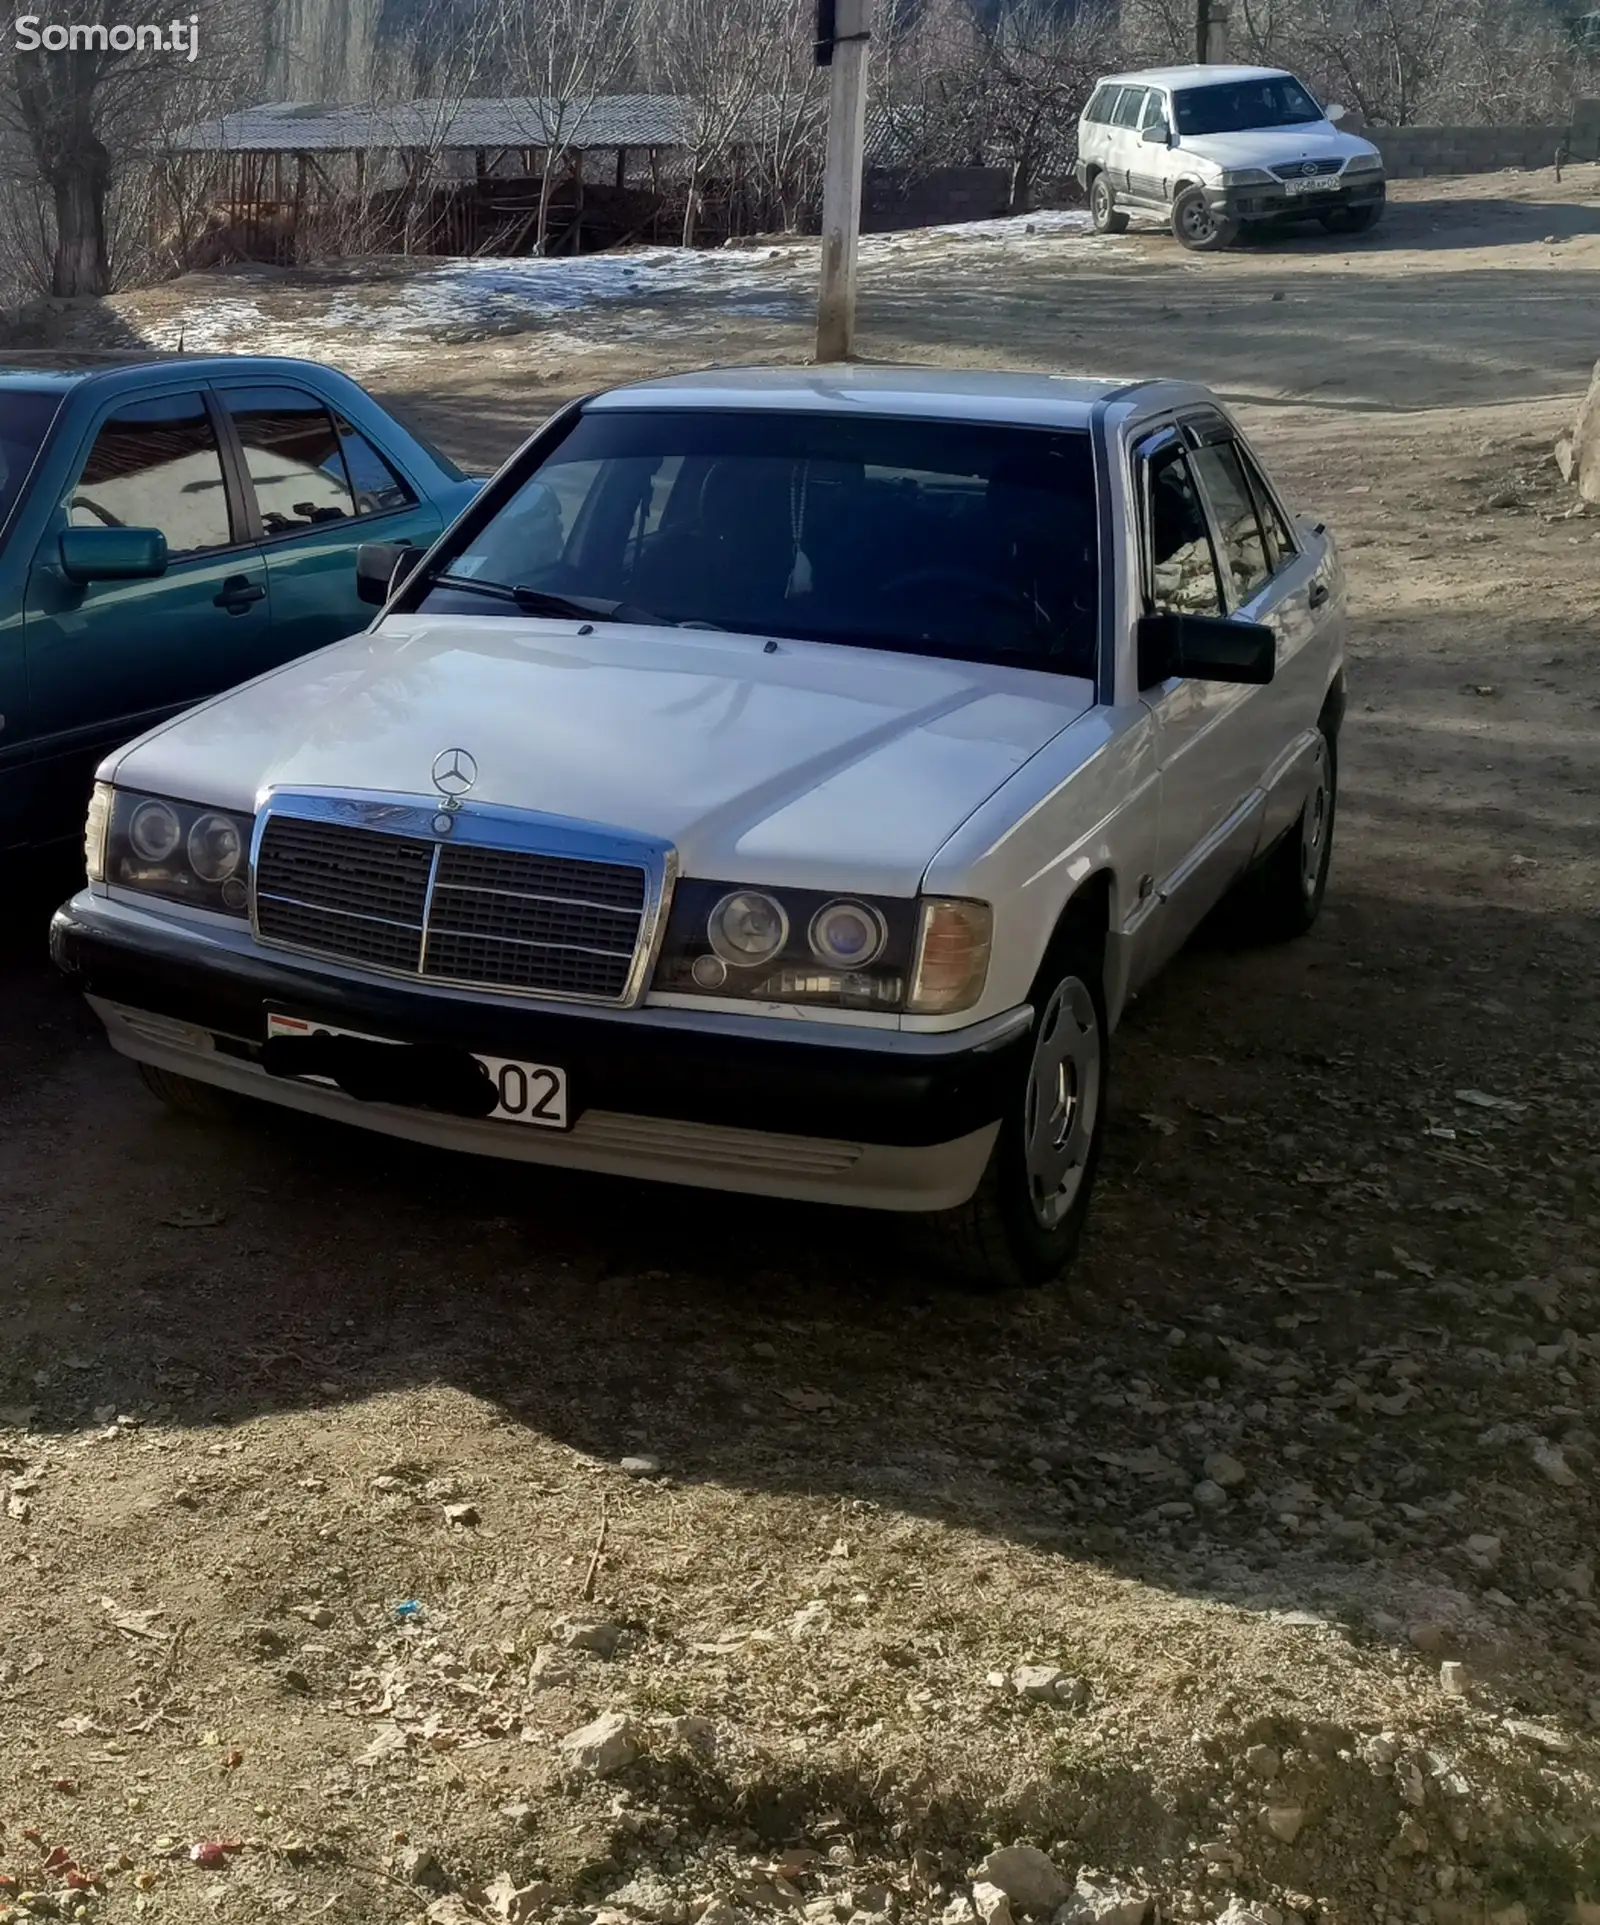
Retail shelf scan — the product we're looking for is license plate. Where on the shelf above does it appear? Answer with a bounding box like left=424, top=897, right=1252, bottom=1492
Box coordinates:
left=265, top=1014, right=569, bottom=1129
left=1283, top=175, right=1326, bottom=194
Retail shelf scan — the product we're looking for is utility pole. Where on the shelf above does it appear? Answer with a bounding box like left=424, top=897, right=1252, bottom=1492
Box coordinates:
left=814, top=0, right=873, bottom=363
left=1196, top=0, right=1230, bottom=63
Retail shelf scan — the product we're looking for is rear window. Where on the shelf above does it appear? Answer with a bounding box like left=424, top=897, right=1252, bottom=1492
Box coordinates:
left=0, top=388, right=62, bottom=531
left=416, top=408, right=1100, bottom=678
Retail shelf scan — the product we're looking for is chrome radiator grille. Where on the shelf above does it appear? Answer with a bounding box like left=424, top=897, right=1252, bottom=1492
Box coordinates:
left=254, top=812, right=650, bottom=1002
left=1272, top=158, right=1342, bottom=180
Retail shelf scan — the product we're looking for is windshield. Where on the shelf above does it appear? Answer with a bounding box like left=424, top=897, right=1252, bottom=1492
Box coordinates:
left=1171, top=76, right=1324, bottom=135
left=415, top=407, right=1100, bottom=676
left=0, top=389, right=62, bottom=532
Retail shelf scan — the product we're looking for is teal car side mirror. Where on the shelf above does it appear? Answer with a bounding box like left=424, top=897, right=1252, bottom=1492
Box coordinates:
left=59, top=525, right=168, bottom=585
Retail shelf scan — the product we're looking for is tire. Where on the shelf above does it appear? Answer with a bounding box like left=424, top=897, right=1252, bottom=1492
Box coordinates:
left=1233, top=724, right=1337, bottom=943
left=136, top=1060, right=239, bottom=1120
left=1319, top=202, right=1381, bottom=236
left=1089, top=174, right=1129, bottom=235
left=1172, top=185, right=1238, bottom=252
left=920, top=938, right=1109, bottom=1292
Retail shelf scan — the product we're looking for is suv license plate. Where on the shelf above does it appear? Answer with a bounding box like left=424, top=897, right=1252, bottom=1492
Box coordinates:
left=265, top=1015, right=569, bottom=1129
left=1283, top=175, right=1326, bottom=194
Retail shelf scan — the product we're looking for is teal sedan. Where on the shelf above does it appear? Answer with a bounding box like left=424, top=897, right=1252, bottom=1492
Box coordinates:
left=0, top=353, right=479, bottom=850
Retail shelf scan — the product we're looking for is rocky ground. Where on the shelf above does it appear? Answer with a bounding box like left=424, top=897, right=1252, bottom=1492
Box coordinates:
left=2, top=170, right=1599, bottom=1925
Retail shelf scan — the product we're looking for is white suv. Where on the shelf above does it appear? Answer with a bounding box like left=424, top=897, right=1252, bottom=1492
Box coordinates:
left=1075, top=63, right=1386, bottom=252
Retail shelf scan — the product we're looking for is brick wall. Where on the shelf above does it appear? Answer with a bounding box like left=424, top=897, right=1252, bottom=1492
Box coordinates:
left=1368, top=122, right=1568, bottom=178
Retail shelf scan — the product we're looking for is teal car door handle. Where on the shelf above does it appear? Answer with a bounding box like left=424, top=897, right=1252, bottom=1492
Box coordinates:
left=214, top=575, right=266, bottom=614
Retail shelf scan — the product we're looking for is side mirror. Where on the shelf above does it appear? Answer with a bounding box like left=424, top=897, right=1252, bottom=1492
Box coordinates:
left=59, top=525, right=168, bottom=585
left=1325, top=102, right=1347, bottom=123
left=1142, top=120, right=1170, bottom=144
left=1137, top=609, right=1276, bottom=688
left=356, top=540, right=422, bottom=606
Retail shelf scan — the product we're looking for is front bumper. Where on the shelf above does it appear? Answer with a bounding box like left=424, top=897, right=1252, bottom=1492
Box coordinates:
left=51, top=893, right=1028, bottom=1211
left=1210, top=177, right=1385, bottom=223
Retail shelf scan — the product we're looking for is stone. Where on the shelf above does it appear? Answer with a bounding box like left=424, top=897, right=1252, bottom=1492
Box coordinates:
left=1262, top=1804, right=1305, bottom=1843
left=972, top=1847, right=1070, bottom=1917
left=695, top=1904, right=749, bottom=1925
left=444, top=1502, right=480, bottom=1527
left=400, top=1845, right=450, bottom=1892
left=620, top=1455, right=662, bottom=1477
left=1205, top=1452, right=1248, bottom=1488
left=559, top=1711, right=640, bottom=1777
left=1530, top=1439, right=1578, bottom=1487
left=499, top=1802, right=538, bottom=1832
left=1393, top=1813, right=1430, bottom=1855
left=1052, top=1873, right=1152, bottom=1923
left=1012, top=1666, right=1090, bottom=1709
left=1216, top=1903, right=1283, bottom=1925
left=1558, top=357, right=1600, bottom=505
left=1439, top=1660, right=1471, bottom=1695
left=557, top=1618, right=623, bottom=1657
left=485, top=1874, right=558, bottom=1923
left=609, top=1874, right=683, bottom=1920
left=528, top=1645, right=578, bottom=1687
left=664, top=1714, right=717, bottom=1757
left=973, top=1886, right=1014, bottom=1925
left=1193, top=1480, right=1228, bottom=1510
left=1244, top=1742, right=1281, bottom=1780
left=1463, top=1533, right=1502, bottom=1571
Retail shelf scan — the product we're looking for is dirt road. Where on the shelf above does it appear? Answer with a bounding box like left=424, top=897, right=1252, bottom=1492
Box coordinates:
left=1, top=174, right=1597, bottom=1924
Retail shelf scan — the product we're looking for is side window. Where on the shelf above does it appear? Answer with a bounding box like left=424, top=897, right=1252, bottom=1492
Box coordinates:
left=1111, top=87, right=1147, bottom=129
left=1083, top=86, right=1109, bottom=124
left=1237, top=445, right=1298, bottom=571
left=1143, top=444, right=1223, bottom=620
left=221, top=386, right=356, bottom=535
left=1140, top=90, right=1168, bottom=131
left=69, top=393, right=232, bottom=556
left=335, top=418, right=417, bottom=517
left=1190, top=440, right=1270, bottom=604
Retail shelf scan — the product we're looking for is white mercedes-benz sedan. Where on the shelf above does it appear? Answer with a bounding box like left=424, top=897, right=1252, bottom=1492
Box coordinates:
left=53, top=367, right=1345, bottom=1289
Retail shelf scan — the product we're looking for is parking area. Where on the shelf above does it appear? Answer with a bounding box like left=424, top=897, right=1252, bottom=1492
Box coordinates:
left=1, top=172, right=1598, bottom=1921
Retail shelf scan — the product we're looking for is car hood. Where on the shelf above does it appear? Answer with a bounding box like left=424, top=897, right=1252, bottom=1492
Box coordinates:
left=1178, top=124, right=1380, bottom=171
left=109, top=615, right=1095, bottom=895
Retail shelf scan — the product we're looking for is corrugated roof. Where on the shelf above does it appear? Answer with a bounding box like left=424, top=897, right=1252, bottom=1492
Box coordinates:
left=169, top=95, right=703, bottom=154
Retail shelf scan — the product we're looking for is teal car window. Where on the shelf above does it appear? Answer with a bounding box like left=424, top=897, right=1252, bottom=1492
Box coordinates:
left=69, top=392, right=232, bottom=555
left=0, top=388, right=62, bottom=532
left=222, top=385, right=358, bottom=534
left=335, top=416, right=418, bottom=517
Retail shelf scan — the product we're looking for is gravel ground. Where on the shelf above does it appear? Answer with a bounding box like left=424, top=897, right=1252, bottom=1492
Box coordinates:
left=1, top=171, right=1598, bottom=1925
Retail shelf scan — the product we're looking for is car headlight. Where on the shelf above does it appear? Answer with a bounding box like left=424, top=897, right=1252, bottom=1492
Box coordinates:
left=1219, top=167, right=1276, bottom=187
left=652, top=882, right=991, bottom=1015
left=98, top=787, right=254, bottom=915
left=1342, top=152, right=1384, bottom=174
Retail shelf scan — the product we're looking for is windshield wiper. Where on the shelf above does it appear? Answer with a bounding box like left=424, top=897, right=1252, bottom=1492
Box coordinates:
left=430, top=575, right=630, bottom=622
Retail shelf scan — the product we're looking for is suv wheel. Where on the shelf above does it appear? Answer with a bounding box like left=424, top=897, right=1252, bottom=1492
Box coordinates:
left=1173, top=185, right=1238, bottom=252
left=920, top=940, right=1109, bottom=1291
left=1089, top=174, right=1129, bottom=235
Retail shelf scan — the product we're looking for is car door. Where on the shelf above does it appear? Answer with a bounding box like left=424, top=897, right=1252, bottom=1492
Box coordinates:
left=214, top=382, right=445, bottom=664
left=1106, top=86, right=1147, bottom=196
left=1128, top=89, right=1172, bottom=205
left=1127, top=424, right=1267, bottom=981
left=22, top=388, right=269, bottom=841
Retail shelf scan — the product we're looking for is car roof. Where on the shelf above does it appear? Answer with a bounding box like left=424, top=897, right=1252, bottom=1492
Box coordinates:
left=589, top=365, right=1213, bottom=431
left=0, top=350, right=362, bottom=394
left=1097, top=64, right=1294, bottom=90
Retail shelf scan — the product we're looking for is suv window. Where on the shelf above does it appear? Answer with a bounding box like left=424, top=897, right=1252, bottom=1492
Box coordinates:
left=69, top=392, right=233, bottom=557
left=1110, top=87, right=1147, bottom=128
left=222, top=385, right=362, bottom=535
left=1083, top=86, right=1112, bottom=124
left=1171, top=76, right=1323, bottom=136
left=1140, top=90, right=1168, bottom=131
left=1191, top=440, right=1270, bottom=604
left=1143, top=444, right=1223, bottom=619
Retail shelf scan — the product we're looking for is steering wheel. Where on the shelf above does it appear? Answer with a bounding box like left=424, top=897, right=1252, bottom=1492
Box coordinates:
left=877, top=565, right=1031, bottom=612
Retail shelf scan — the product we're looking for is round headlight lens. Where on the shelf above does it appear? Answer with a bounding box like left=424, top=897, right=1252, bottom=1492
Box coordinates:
left=707, top=890, right=789, bottom=966
left=810, top=899, right=886, bottom=968
left=188, top=812, right=244, bottom=883
left=128, top=799, right=182, bottom=863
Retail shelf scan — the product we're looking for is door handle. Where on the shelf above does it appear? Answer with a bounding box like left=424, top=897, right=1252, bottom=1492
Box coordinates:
left=215, top=575, right=266, bottom=614
left=1307, top=579, right=1330, bottom=609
